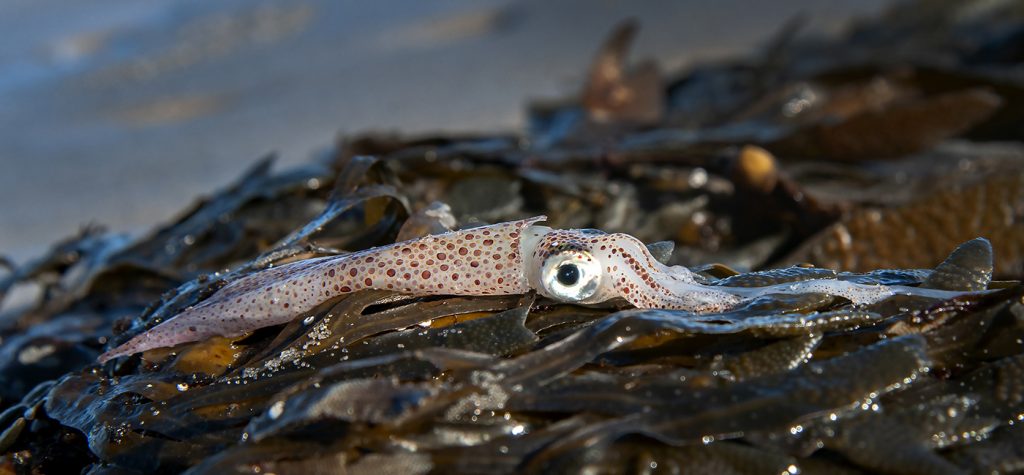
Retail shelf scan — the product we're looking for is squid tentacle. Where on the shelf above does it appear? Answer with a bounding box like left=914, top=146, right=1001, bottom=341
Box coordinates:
left=720, top=279, right=974, bottom=304
left=591, top=233, right=974, bottom=308
left=592, top=233, right=742, bottom=312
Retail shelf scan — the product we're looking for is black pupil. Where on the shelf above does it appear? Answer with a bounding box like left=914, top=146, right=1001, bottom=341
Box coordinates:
left=556, top=264, right=580, bottom=286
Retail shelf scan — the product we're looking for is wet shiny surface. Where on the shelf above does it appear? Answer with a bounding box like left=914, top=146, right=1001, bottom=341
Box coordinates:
left=3, top=1, right=1024, bottom=473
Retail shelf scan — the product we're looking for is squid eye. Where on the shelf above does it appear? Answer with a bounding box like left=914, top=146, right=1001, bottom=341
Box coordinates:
left=540, top=252, right=602, bottom=302
left=556, top=264, right=580, bottom=286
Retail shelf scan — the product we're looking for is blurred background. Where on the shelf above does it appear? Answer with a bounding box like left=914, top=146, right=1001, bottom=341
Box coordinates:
left=0, top=0, right=895, bottom=263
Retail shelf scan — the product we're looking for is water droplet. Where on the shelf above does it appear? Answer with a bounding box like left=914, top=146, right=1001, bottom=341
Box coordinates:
left=269, top=400, right=285, bottom=419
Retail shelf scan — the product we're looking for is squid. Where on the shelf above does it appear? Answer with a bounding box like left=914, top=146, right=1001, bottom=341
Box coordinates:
left=99, top=216, right=975, bottom=362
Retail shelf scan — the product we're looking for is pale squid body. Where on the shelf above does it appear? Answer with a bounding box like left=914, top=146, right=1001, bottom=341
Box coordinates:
left=99, top=216, right=969, bottom=362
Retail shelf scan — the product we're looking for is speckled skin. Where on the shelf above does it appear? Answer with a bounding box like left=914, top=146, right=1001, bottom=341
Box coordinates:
left=100, top=216, right=971, bottom=362
left=522, top=227, right=744, bottom=311
left=99, top=217, right=544, bottom=362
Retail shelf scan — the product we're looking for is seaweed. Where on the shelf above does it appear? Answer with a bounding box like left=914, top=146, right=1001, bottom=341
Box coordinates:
left=4, top=1, right=1024, bottom=473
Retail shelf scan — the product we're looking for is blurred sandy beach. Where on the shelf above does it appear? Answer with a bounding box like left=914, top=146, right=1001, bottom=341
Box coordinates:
left=0, top=0, right=892, bottom=262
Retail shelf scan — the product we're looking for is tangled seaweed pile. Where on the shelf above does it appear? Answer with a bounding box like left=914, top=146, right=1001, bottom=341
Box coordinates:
left=3, top=1, right=1024, bottom=473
